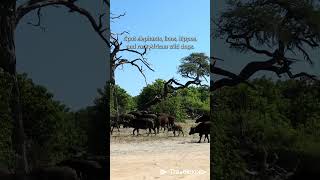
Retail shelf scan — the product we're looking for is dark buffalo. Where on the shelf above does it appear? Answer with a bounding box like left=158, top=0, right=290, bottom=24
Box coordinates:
left=168, top=115, right=175, bottom=128
left=128, top=111, right=143, bottom=117
left=57, top=159, right=102, bottom=180
left=155, top=115, right=169, bottom=133
left=157, top=112, right=168, bottom=117
left=171, top=124, right=184, bottom=136
left=129, top=118, right=156, bottom=135
left=86, top=156, right=108, bottom=169
left=84, top=156, right=108, bottom=180
left=140, top=110, right=149, bottom=114
left=141, top=113, right=158, bottom=120
left=28, top=166, right=78, bottom=180
left=195, top=114, right=210, bottom=123
left=110, top=116, right=120, bottom=134
left=119, top=114, right=135, bottom=128
left=189, top=121, right=210, bottom=143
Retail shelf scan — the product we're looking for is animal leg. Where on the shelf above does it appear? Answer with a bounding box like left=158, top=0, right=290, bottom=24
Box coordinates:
left=198, top=134, right=202, bottom=143
left=111, top=126, right=114, bottom=134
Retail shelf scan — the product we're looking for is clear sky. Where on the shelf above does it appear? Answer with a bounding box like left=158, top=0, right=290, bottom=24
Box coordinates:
left=16, top=1, right=108, bottom=111
left=111, top=0, right=210, bottom=96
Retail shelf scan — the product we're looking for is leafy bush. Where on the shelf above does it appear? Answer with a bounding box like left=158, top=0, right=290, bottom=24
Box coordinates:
left=212, top=77, right=320, bottom=179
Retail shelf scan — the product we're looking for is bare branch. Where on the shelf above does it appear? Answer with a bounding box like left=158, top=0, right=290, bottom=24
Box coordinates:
left=110, top=12, right=126, bottom=19
left=26, top=7, right=46, bottom=32
left=141, top=76, right=208, bottom=110
left=16, top=0, right=109, bottom=46
left=225, top=35, right=274, bottom=57
left=114, top=57, right=155, bottom=85
left=110, top=29, right=153, bottom=85
left=296, top=44, right=313, bottom=64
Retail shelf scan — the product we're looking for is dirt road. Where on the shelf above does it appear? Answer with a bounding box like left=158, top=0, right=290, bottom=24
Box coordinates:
left=110, top=121, right=210, bottom=180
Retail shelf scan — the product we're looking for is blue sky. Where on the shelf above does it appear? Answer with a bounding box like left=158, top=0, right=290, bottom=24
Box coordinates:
left=16, top=1, right=107, bottom=111
left=111, top=0, right=210, bottom=96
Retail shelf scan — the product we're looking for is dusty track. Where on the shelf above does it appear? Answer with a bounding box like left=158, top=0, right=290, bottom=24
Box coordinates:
left=110, top=120, right=210, bottom=180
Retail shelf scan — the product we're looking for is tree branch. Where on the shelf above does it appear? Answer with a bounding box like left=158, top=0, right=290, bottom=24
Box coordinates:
left=211, top=57, right=318, bottom=91
left=16, top=0, right=109, bottom=46
left=26, top=8, right=46, bottom=31
left=110, top=31, right=152, bottom=80
left=141, top=76, right=208, bottom=110
left=115, top=58, right=154, bottom=85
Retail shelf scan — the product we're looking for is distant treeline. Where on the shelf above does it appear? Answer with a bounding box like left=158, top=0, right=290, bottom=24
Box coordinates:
left=0, top=72, right=108, bottom=170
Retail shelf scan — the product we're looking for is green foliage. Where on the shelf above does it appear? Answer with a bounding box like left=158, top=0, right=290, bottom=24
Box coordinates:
left=110, top=84, right=136, bottom=115
left=136, top=79, right=209, bottom=121
left=0, top=72, right=14, bottom=168
left=212, top=77, right=320, bottom=179
left=150, top=95, right=187, bottom=122
left=179, top=86, right=210, bottom=115
left=0, top=72, right=90, bottom=168
left=88, top=83, right=109, bottom=156
left=137, top=79, right=165, bottom=110
left=178, top=53, right=210, bottom=80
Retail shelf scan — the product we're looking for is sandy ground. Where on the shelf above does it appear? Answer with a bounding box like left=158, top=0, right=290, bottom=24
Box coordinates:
left=110, top=120, right=210, bottom=180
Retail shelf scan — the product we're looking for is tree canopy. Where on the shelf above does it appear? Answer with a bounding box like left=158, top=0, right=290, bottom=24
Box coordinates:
left=212, top=0, right=320, bottom=91
left=212, top=77, right=320, bottom=179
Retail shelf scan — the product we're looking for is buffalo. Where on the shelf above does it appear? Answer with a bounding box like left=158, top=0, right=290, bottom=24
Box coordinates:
left=155, top=115, right=169, bottom=133
left=119, top=114, right=135, bottom=128
left=189, top=121, right=211, bottom=143
left=195, top=113, right=210, bottom=123
left=129, top=118, right=156, bottom=135
left=168, top=115, right=175, bottom=128
left=141, top=113, right=158, bottom=120
left=86, top=156, right=108, bottom=170
left=128, top=111, right=143, bottom=117
left=110, top=116, right=120, bottom=134
left=28, top=166, right=78, bottom=180
left=171, top=124, right=184, bottom=136
left=57, top=159, right=102, bottom=180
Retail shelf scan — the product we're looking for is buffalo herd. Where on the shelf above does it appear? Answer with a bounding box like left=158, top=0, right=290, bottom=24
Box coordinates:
left=111, top=110, right=211, bottom=143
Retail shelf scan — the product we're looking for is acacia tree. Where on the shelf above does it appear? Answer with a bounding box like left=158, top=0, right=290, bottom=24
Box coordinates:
left=0, top=0, right=109, bottom=176
left=211, top=0, right=320, bottom=178
left=211, top=0, right=320, bottom=92
left=141, top=52, right=210, bottom=110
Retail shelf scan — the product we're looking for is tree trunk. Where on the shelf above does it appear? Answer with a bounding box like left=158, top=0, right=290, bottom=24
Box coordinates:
left=0, top=1, right=29, bottom=176
left=110, top=65, right=120, bottom=127
left=12, top=75, right=29, bottom=176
